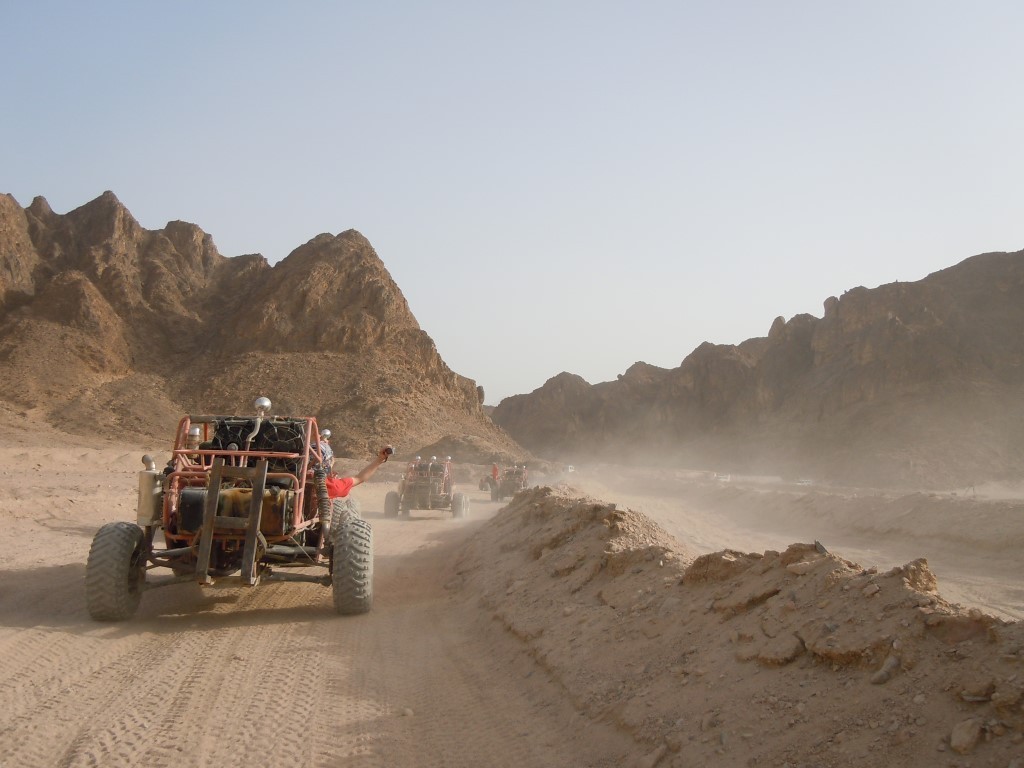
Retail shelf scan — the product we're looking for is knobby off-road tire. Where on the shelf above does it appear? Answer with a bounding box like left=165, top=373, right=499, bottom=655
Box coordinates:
left=330, top=495, right=361, bottom=520
left=325, top=495, right=361, bottom=549
left=384, top=490, right=400, bottom=518
left=452, top=491, right=468, bottom=519
left=85, top=521, right=146, bottom=621
left=330, top=499, right=373, bottom=615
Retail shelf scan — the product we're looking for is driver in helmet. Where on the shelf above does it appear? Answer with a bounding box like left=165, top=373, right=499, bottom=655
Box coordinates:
left=317, top=429, right=335, bottom=473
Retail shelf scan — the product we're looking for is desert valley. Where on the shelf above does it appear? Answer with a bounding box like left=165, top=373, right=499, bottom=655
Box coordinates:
left=0, top=193, right=1022, bottom=767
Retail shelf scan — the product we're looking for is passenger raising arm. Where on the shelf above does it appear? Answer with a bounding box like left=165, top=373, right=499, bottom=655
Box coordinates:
left=327, top=445, right=393, bottom=498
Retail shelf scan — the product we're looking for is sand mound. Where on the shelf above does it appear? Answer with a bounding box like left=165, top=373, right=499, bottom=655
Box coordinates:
left=454, top=487, right=1024, bottom=767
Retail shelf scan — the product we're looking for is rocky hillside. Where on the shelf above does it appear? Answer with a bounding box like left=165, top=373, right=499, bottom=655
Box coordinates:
left=492, top=250, right=1024, bottom=488
left=0, top=191, right=521, bottom=461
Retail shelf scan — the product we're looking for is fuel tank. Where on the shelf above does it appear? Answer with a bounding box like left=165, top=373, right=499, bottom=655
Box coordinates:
left=178, top=486, right=295, bottom=536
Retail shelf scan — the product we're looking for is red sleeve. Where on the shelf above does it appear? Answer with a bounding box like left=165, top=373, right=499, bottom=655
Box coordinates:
left=325, top=475, right=356, bottom=498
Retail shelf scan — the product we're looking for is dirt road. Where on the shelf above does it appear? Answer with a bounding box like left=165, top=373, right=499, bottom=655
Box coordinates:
left=0, top=431, right=631, bottom=768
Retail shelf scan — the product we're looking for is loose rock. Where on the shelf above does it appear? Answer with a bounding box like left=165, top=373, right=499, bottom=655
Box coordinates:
left=949, top=718, right=983, bottom=755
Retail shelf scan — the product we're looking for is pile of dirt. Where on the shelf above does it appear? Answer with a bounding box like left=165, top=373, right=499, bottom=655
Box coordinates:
left=0, top=191, right=523, bottom=463
left=453, top=487, right=1024, bottom=767
left=492, top=250, right=1024, bottom=489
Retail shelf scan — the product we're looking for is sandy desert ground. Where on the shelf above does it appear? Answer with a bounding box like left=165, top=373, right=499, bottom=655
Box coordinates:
left=1, top=409, right=1022, bottom=767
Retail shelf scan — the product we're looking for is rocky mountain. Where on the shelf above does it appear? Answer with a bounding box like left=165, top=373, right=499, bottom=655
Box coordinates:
left=492, top=250, right=1024, bottom=488
left=0, top=191, right=520, bottom=461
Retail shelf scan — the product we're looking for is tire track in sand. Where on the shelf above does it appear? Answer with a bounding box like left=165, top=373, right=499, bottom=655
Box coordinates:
left=0, top=576, right=336, bottom=768
left=56, top=581, right=327, bottom=768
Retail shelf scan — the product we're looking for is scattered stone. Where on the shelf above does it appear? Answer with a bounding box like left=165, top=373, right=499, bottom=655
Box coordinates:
left=959, top=693, right=990, bottom=703
left=870, top=655, right=902, bottom=685
left=664, top=732, right=684, bottom=752
left=862, top=583, right=881, bottom=597
left=949, top=718, right=983, bottom=755
left=992, top=686, right=1022, bottom=708
left=786, top=559, right=821, bottom=576
left=758, top=634, right=805, bottom=666
left=959, top=678, right=995, bottom=700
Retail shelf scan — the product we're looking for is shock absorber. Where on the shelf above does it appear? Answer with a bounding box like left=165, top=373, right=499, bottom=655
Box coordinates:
left=314, top=466, right=332, bottom=555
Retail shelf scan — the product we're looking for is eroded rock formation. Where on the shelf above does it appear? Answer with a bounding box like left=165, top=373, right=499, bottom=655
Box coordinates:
left=0, top=191, right=520, bottom=460
left=493, top=251, right=1024, bottom=487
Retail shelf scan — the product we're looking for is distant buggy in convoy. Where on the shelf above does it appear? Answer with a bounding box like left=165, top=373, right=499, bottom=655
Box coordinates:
left=384, top=455, right=469, bottom=520
left=491, top=464, right=529, bottom=501
left=84, top=397, right=374, bottom=621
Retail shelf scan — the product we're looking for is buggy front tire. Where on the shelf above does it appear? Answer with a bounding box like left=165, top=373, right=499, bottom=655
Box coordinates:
left=452, top=492, right=468, bottom=519
left=330, top=501, right=373, bottom=615
left=86, top=522, right=146, bottom=621
left=332, top=495, right=361, bottom=520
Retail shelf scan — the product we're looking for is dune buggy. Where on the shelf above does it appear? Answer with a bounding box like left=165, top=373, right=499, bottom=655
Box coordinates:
left=491, top=464, right=529, bottom=501
left=384, top=455, right=468, bottom=519
left=85, top=397, right=373, bottom=621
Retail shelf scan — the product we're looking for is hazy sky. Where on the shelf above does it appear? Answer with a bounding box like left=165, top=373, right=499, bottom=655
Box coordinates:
left=3, top=2, right=1022, bottom=403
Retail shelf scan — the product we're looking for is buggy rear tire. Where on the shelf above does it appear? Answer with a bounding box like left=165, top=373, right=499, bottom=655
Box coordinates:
left=330, top=500, right=373, bottom=615
left=384, top=491, right=400, bottom=518
left=86, top=522, right=146, bottom=621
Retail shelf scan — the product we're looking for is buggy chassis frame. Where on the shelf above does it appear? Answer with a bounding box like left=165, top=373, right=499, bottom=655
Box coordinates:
left=141, top=414, right=335, bottom=591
